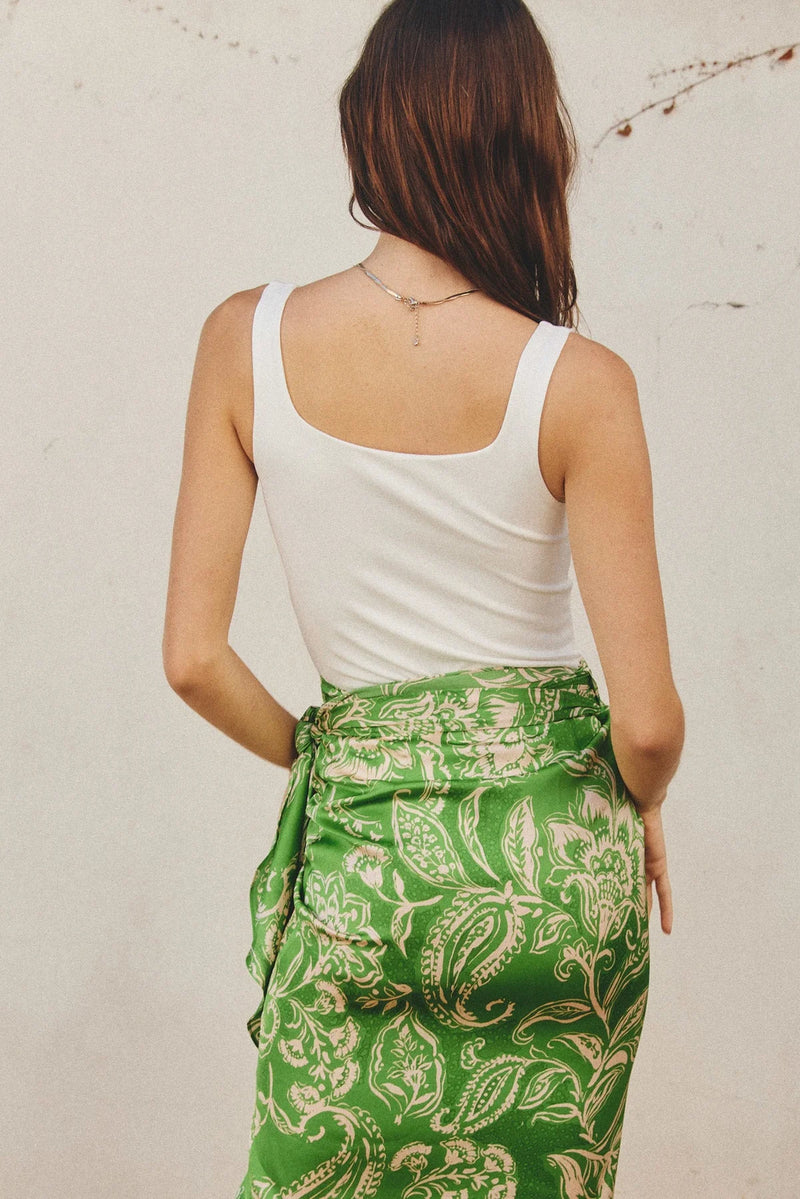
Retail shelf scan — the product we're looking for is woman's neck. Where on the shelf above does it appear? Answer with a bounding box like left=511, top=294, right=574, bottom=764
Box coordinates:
left=357, top=232, right=477, bottom=297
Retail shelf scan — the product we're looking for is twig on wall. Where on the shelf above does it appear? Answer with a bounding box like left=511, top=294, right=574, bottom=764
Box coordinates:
left=592, top=42, right=797, bottom=151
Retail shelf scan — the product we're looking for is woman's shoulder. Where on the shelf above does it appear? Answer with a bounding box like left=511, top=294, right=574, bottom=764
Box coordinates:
left=194, top=284, right=273, bottom=379
left=558, top=325, right=638, bottom=393
left=550, top=324, right=642, bottom=434
left=203, top=284, right=270, bottom=332
left=187, top=287, right=275, bottom=465
left=201, top=275, right=340, bottom=347
left=539, top=325, right=645, bottom=500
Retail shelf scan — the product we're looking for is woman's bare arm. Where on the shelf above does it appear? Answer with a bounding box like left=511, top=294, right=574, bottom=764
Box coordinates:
left=551, top=334, right=685, bottom=811
left=162, top=290, right=299, bottom=769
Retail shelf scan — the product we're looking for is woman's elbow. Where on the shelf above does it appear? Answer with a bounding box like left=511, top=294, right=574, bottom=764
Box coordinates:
left=622, top=691, right=685, bottom=760
left=162, top=635, right=221, bottom=693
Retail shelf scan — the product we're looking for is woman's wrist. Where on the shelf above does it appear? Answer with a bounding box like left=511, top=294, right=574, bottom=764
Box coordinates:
left=630, top=789, right=668, bottom=815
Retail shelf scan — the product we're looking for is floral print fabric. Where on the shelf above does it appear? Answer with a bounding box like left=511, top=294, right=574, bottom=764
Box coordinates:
left=236, top=659, right=650, bottom=1199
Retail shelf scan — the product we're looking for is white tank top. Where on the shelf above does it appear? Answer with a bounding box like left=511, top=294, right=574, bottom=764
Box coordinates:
left=252, top=280, right=582, bottom=691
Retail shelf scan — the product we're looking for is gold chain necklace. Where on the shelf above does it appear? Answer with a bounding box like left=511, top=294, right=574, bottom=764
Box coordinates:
left=355, top=261, right=480, bottom=347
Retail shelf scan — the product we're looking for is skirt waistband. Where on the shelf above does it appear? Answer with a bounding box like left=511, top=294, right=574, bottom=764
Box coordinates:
left=294, top=659, right=604, bottom=752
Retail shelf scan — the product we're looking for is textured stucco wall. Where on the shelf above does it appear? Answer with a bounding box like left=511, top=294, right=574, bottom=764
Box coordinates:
left=2, top=2, right=798, bottom=1195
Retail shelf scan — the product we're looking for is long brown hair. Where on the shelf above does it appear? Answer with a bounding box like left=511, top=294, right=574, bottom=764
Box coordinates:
left=338, top=0, right=580, bottom=327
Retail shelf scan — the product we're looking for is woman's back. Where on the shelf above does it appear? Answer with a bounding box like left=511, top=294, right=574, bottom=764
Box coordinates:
left=259, top=266, right=568, bottom=459
left=197, top=253, right=675, bottom=744
left=238, top=262, right=586, bottom=474
left=245, top=265, right=589, bottom=691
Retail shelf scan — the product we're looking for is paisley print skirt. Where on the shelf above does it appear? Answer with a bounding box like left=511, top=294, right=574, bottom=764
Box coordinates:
left=236, top=659, right=650, bottom=1199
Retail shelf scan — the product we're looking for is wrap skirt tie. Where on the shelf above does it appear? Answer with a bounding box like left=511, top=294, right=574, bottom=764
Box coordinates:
left=238, top=659, right=650, bottom=1199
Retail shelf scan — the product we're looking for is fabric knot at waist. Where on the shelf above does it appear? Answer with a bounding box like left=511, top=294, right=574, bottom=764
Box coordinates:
left=291, top=703, right=323, bottom=758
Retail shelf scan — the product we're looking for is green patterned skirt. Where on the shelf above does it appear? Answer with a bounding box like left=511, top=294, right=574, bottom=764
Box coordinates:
left=236, top=659, right=650, bottom=1199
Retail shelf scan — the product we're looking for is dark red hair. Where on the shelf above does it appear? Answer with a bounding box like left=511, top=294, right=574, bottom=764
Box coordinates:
left=338, top=0, right=580, bottom=326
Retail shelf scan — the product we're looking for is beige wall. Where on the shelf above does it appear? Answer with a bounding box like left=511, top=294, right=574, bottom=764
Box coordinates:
left=2, top=1, right=798, bottom=1195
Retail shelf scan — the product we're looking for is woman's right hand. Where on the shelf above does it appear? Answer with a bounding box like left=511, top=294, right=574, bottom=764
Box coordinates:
left=638, top=803, right=673, bottom=934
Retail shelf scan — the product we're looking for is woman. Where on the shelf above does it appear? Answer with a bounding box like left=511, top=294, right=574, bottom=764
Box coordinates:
left=163, top=1, right=684, bottom=1196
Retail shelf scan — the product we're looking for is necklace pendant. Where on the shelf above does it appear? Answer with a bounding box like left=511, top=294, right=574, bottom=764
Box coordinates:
left=410, top=300, right=420, bottom=345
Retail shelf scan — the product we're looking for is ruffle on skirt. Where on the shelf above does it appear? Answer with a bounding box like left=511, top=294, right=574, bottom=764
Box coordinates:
left=244, top=701, right=320, bottom=1045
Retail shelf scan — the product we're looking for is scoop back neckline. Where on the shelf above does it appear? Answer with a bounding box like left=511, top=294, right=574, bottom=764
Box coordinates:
left=269, top=280, right=549, bottom=461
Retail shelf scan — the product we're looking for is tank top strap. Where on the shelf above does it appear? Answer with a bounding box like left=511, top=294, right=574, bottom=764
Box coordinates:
left=252, top=281, right=295, bottom=462
left=252, top=279, right=292, bottom=383
left=501, top=319, right=573, bottom=456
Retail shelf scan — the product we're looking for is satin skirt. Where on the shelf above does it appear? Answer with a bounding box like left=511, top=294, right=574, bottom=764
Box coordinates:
left=236, top=659, right=650, bottom=1199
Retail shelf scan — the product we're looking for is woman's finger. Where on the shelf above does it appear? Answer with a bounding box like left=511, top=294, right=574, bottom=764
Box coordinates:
left=656, top=867, right=673, bottom=934
left=639, top=805, right=672, bottom=934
